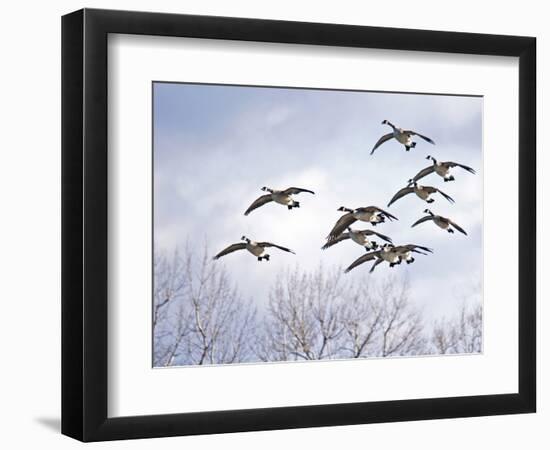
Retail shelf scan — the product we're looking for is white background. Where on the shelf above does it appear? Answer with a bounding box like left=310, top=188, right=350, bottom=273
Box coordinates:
left=0, top=0, right=545, bottom=448
left=109, top=35, right=518, bottom=417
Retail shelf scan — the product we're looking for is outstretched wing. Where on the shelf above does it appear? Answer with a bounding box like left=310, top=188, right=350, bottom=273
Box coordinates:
left=410, top=165, right=435, bottom=182
left=362, top=229, right=393, bottom=243
left=447, top=162, right=476, bottom=174
left=436, top=188, right=455, bottom=204
left=411, top=215, right=435, bottom=228
left=369, top=206, right=399, bottom=221
left=213, top=243, right=246, bottom=260
left=405, top=130, right=435, bottom=145
left=370, top=133, right=393, bottom=155
left=327, top=213, right=357, bottom=241
left=257, top=242, right=296, bottom=254
left=369, top=258, right=384, bottom=273
left=321, top=233, right=350, bottom=250
left=387, top=187, right=414, bottom=207
left=282, top=187, right=315, bottom=195
left=344, top=251, right=380, bottom=273
left=244, top=194, right=273, bottom=216
left=399, top=244, right=433, bottom=254
left=449, top=220, right=468, bottom=235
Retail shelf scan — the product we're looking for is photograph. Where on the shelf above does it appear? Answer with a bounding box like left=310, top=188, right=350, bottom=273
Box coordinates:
left=152, top=82, right=483, bottom=367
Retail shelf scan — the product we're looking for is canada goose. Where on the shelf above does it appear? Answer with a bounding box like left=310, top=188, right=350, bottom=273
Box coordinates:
left=213, top=236, right=295, bottom=262
left=326, top=206, right=398, bottom=242
left=387, top=181, right=455, bottom=207
left=371, top=120, right=435, bottom=155
left=344, top=244, right=397, bottom=274
left=321, top=227, right=393, bottom=251
left=344, top=243, right=432, bottom=273
left=411, top=209, right=467, bottom=235
left=244, top=186, right=315, bottom=216
left=409, top=156, right=476, bottom=183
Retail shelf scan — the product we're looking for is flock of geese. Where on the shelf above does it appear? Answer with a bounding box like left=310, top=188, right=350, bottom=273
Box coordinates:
left=214, top=119, right=476, bottom=274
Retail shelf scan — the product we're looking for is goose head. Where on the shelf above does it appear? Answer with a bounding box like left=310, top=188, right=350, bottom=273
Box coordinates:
left=423, top=208, right=434, bottom=216
left=261, top=186, right=272, bottom=193
left=426, top=155, right=437, bottom=163
left=407, top=180, right=418, bottom=188
left=241, top=235, right=251, bottom=243
left=337, top=206, right=352, bottom=212
left=381, top=119, right=388, bottom=125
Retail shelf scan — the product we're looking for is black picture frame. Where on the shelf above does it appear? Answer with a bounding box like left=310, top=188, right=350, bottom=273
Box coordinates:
left=61, top=8, right=536, bottom=442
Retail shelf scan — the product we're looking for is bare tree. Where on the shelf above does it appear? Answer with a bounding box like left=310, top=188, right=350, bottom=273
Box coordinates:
left=257, top=267, right=348, bottom=361
left=431, top=303, right=482, bottom=354
left=153, top=244, right=257, bottom=367
left=154, top=250, right=480, bottom=366
left=153, top=250, right=190, bottom=366
left=257, top=267, right=427, bottom=361
left=376, top=277, right=427, bottom=357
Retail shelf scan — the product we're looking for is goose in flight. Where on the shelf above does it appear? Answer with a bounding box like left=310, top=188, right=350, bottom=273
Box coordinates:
left=213, top=236, right=295, bottom=262
left=344, top=243, right=432, bottom=273
left=244, top=186, right=315, bottom=216
left=326, top=206, right=398, bottom=242
left=409, top=156, right=476, bottom=183
left=321, top=227, right=393, bottom=251
left=411, top=209, right=467, bottom=235
left=387, top=181, right=455, bottom=207
left=371, top=120, right=435, bottom=155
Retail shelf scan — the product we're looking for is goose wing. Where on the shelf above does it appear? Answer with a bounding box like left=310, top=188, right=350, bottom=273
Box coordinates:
left=326, top=213, right=357, bottom=241
left=396, top=244, right=433, bottom=255
left=405, top=130, right=435, bottom=145
left=423, top=186, right=455, bottom=204
left=282, top=187, right=315, bottom=195
left=344, top=251, right=381, bottom=273
left=449, top=220, right=468, bottom=235
left=257, top=242, right=296, bottom=254
left=436, top=188, right=455, bottom=204
left=321, top=232, right=350, bottom=250
left=411, top=215, right=435, bottom=228
left=446, top=162, right=476, bottom=174
left=387, top=187, right=414, bottom=207
left=369, top=258, right=384, bottom=273
left=370, top=133, right=394, bottom=155
left=244, top=194, right=273, bottom=216
left=369, top=206, right=398, bottom=221
left=213, top=243, right=247, bottom=260
left=410, top=165, right=435, bottom=182
left=362, top=229, right=393, bottom=243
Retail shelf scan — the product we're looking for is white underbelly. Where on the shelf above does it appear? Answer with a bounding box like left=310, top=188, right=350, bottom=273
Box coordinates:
left=355, top=211, right=375, bottom=222
left=246, top=244, right=265, bottom=256
left=350, top=232, right=367, bottom=245
left=435, top=165, right=449, bottom=177
left=399, top=251, right=412, bottom=260
left=273, top=193, right=292, bottom=205
left=381, top=251, right=399, bottom=263
left=415, top=189, right=430, bottom=200
left=396, top=132, right=412, bottom=145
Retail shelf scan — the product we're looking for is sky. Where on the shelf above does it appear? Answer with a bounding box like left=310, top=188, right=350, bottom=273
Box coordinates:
left=153, top=82, right=483, bottom=321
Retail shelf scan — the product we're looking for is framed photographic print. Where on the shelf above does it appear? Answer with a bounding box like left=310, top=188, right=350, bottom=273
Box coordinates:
left=61, top=8, right=536, bottom=442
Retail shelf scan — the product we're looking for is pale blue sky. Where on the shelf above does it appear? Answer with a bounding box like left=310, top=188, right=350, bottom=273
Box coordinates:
left=153, top=82, right=482, bottom=321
